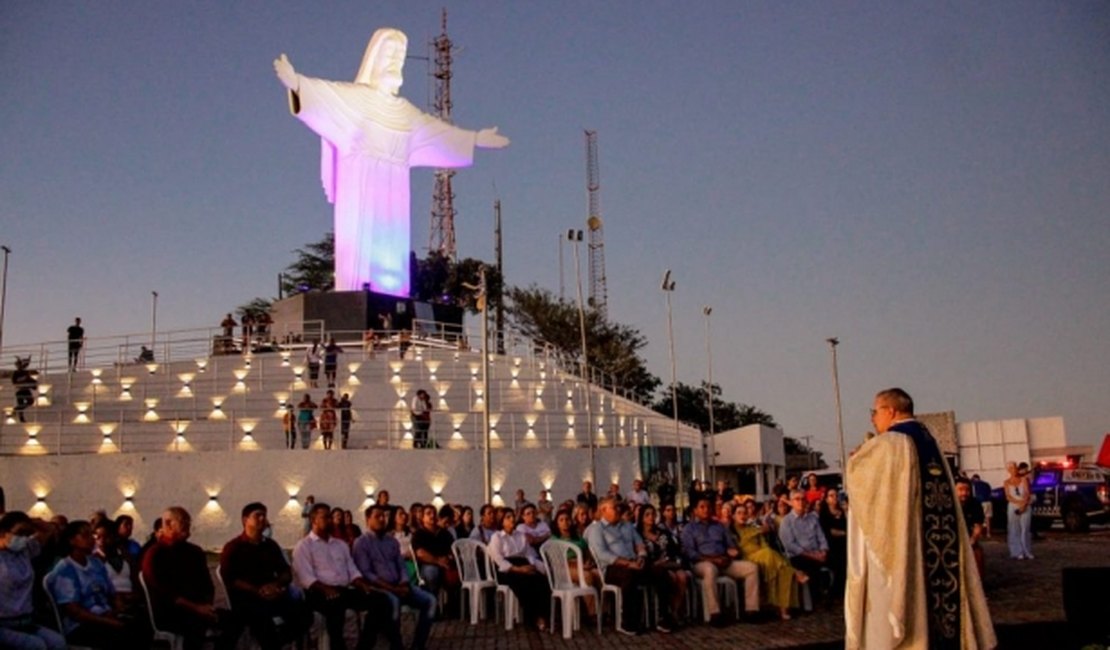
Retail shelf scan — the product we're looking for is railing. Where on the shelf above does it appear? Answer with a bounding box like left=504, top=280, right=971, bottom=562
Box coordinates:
left=0, top=318, right=697, bottom=456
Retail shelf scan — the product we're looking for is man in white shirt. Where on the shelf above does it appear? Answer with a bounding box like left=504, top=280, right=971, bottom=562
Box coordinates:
left=293, top=503, right=387, bottom=650
left=626, top=479, right=651, bottom=508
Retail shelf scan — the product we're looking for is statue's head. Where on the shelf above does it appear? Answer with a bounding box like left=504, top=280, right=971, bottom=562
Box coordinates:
left=356, top=28, right=408, bottom=95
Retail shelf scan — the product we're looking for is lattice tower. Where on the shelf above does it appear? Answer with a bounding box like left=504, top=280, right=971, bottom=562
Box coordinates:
left=585, top=130, right=608, bottom=318
left=429, top=9, right=457, bottom=259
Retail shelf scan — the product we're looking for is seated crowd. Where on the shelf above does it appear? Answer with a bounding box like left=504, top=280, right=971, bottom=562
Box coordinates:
left=0, top=474, right=850, bottom=649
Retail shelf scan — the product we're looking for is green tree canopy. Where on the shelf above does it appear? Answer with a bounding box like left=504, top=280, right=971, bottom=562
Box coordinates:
left=505, top=285, right=660, bottom=401
left=652, top=381, right=778, bottom=432
left=281, top=232, right=334, bottom=295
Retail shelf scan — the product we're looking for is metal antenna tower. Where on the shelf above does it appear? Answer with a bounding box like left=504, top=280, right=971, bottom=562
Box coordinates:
left=585, top=130, right=607, bottom=318
left=429, top=9, right=457, bottom=259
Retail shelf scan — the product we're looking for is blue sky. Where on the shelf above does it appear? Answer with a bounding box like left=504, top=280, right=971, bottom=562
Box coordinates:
left=2, top=1, right=1108, bottom=458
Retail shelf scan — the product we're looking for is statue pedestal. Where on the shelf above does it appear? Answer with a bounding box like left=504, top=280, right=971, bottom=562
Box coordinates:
left=268, top=291, right=463, bottom=342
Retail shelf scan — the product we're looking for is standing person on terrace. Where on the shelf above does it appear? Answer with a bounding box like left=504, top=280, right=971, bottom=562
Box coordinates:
left=318, top=390, right=338, bottom=450
left=296, top=394, right=316, bottom=450
left=0, top=511, right=67, bottom=650
left=410, top=389, right=433, bottom=449
left=66, top=317, right=85, bottom=372
left=323, top=336, right=343, bottom=388
left=305, top=341, right=322, bottom=388
left=576, top=480, right=598, bottom=512
left=681, top=497, right=759, bottom=627
left=337, top=392, right=353, bottom=449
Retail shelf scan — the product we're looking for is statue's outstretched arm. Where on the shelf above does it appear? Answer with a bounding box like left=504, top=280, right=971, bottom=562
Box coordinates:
left=476, top=127, right=510, bottom=149
left=274, top=53, right=298, bottom=92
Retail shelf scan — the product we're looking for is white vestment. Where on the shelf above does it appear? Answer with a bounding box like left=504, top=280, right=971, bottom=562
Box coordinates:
left=845, top=431, right=996, bottom=649
left=290, top=76, right=477, bottom=296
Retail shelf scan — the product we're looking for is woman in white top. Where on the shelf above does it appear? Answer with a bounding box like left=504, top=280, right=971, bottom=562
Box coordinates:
left=1004, top=462, right=1034, bottom=559
left=487, top=509, right=550, bottom=631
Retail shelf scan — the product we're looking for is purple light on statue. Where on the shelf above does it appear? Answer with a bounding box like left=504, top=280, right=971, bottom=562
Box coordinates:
left=275, top=28, right=509, bottom=298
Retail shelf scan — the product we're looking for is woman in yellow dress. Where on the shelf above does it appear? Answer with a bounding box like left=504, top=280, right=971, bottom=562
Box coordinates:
left=731, top=503, right=808, bottom=620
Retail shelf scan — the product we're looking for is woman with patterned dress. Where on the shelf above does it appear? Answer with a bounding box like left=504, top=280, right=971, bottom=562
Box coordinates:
left=636, top=505, right=689, bottom=626
left=318, top=390, right=338, bottom=449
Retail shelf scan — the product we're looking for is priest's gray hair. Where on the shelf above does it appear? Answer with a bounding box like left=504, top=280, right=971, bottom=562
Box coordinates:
left=876, top=387, right=914, bottom=416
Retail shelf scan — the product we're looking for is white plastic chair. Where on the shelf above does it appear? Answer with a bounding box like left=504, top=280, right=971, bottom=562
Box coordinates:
left=693, top=572, right=740, bottom=622
left=539, top=539, right=600, bottom=639
left=138, top=572, right=186, bottom=650
left=451, top=538, right=496, bottom=624
left=41, top=574, right=94, bottom=650
left=586, top=540, right=650, bottom=634
left=487, top=553, right=523, bottom=630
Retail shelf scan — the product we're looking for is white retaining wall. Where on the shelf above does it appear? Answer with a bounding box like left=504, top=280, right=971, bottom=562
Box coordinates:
left=0, top=446, right=641, bottom=550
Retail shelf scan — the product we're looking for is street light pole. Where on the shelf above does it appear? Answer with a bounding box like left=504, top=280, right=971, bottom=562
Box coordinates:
left=568, top=229, right=595, bottom=486
left=827, top=337, right=847, bottom=473
left=703, top=306, right=715, bottom=484
left=151, top=291, right=159, bottom=352
left=480, top=267, right=492, bottom=504
left=662, top=270, right=683, bottom=508
left=0, top=245, right=10, bottom=356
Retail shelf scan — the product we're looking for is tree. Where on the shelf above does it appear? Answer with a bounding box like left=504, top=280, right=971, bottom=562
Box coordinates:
left=411, top=252, right=502, bottom=315
left=652, top=381, right=778, bottom=432
left=280, top=232, right=334, bottom=295
left=236, top=297, right=273, bottom=320
left=505, top=285, right=660, bottom=401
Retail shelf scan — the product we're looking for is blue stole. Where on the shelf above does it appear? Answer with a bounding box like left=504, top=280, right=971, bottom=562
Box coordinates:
left=888, top=419, right=963, bottom=649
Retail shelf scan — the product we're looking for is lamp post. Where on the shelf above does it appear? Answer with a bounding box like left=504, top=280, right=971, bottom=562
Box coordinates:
left=827, top=337, right=847, bottom=473
left=150, top=291, right=159, bottom=352
left=703, top=306, right=715, bottom=484
left=568, top=229, right=595, bottom=485
left=558, top=232, right=565, bottom=302
left=662, top=270, right=683, bottom=508
left=0, top=245, right=10, bottom=355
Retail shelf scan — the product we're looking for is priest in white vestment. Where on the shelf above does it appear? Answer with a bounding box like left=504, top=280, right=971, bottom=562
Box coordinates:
left=275, top=28, right=509, bottom=296
left=845, top=388, right=995, bottom=649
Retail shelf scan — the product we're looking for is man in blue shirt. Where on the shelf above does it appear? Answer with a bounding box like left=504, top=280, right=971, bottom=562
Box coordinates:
left=47, top=520, right=149, bottom=649
left=680, top=497, right=759, bottom=626
left=585, top=497, right=675, bottom=635
left=1, top=511, right=67, bottom=650
left=353, top=505, right=436, bottom=650
left=778, top=490, right=829, bottom=580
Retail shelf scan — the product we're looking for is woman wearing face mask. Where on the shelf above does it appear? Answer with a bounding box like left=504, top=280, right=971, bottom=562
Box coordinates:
left=0, top=511, right=67, bottom=649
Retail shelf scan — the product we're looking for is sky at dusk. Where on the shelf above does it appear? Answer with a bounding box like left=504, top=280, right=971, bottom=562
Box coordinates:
left=2, top=2, right=1108, bottom=460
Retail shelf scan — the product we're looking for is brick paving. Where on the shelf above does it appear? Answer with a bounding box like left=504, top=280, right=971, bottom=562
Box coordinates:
left=411, top=530, right=1110, bottom=649
left=212, top=529, right=1108, bottom=648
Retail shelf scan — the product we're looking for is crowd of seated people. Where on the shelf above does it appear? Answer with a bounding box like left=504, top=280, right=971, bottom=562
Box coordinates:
left=0, top=475, right=862, bottom=649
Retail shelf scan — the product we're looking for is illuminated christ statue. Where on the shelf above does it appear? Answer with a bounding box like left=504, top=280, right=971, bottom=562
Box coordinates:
left=274, top=28, right=509, bottom=296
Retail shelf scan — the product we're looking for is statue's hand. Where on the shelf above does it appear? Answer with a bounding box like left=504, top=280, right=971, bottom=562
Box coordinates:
left=476, top=127, right=510, bottom=149
left=274, top=54, right=298, bottom=91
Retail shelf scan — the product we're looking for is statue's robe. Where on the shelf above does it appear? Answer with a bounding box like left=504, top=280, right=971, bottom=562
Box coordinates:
left=289, top=76, right=477, bottom=296
left=845, top=419, right=996, bottom=649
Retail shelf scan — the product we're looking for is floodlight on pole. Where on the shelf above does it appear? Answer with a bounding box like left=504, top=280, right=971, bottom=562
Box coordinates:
left=151, top=291, right=159, bottom=352
left=827, top=337, right=847, bottom=473
left=0, top=245, right=10, bottom=356
left=567, top=229, right=595, bottom=485
left=703, top=305, right=716, bottom=484
left=661, top=270, right=683, bottom=508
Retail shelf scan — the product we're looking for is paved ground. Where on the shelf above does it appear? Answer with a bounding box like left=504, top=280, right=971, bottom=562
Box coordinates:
left=406, top=529, right=1110, bottom=649
left=212, top=529, right=1108, bottom=649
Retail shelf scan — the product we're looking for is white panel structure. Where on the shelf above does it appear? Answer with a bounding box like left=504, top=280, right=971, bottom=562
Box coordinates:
left=1001, top=419, right=1028, bottom=444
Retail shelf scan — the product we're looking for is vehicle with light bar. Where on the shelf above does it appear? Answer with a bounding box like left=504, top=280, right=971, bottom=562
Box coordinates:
left=1030, top=460, right=1110, bottom=532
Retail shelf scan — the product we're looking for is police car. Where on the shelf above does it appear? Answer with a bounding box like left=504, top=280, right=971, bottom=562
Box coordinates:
left=1030, top=461, right=1110, bottom=532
